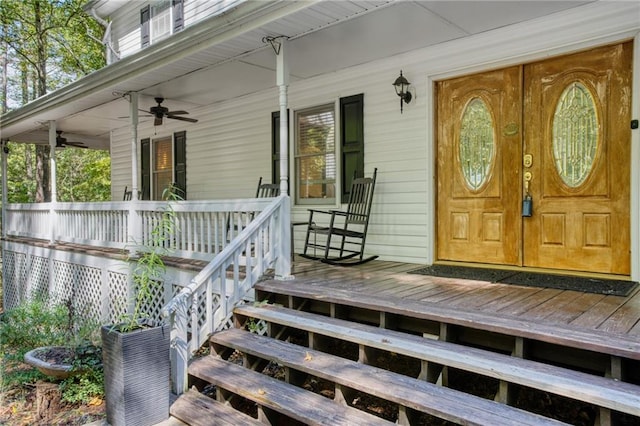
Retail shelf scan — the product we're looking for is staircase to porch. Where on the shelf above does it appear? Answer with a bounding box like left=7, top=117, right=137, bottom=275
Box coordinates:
left=169, top=279, right=640, bottom=426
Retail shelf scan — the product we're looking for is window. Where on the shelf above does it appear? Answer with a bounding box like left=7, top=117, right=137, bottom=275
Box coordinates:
left=141, top=0, right=184, bottom=48
left=295, top=104, right=336, bottom=204
left=290, top=94, right=364, bottom=205
left=153, top=136, right=173, bottom=200
left=141, top=131, right=187, bottom=200
left=151, top=1, right=172, bottom=43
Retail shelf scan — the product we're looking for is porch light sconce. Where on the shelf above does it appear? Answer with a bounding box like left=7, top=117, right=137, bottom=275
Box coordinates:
left=393, top=70, right=412, bottom=113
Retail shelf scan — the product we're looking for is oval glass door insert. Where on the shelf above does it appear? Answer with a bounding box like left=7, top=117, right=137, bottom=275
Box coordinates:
left=552, top=82, right=599, bottom=187
left=459, top=97, right=495, bottom=190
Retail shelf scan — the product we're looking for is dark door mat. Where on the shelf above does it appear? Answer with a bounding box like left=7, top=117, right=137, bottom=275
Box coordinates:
left=408, top=265, right=638, bottom=296
left=407, top=265, right=517, bottom=283
left=498, top=273, right=637, bottom=296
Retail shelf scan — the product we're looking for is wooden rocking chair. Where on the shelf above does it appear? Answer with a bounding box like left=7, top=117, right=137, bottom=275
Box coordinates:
left=227, top=177, right=280, bottom=241
left=255, top=177, right=280, bottom=198
left=300, top=168, right=378, bottom=266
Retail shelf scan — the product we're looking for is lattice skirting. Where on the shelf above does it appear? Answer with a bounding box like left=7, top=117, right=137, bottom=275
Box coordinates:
left=1, top=241, right=199, bottom=327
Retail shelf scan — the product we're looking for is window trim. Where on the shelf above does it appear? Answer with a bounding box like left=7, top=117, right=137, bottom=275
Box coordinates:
left=140, top=0, right=184, bottom=48
left=294, top=103, right=337, bottom=206
left=140, top=131, right=187, bottom=201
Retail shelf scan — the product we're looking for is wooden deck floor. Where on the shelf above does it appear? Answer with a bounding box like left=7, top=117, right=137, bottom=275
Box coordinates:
left=289, top=256, right=640, bottom=338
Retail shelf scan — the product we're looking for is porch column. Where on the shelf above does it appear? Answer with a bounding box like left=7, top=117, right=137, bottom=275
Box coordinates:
left=1, top=139, right=7, bottom=238
left=275, top=36, right=292, bottom=280
left=130, top=92, right=140, bottom=200
left=128, top=92, right=142, bottom=255
left=49, top=121, right=57, bottom=245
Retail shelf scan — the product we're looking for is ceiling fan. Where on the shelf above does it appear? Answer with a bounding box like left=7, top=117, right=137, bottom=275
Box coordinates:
left=145, top=97, right=198, bottom=126
left=56, top=131, right=87, bottom=149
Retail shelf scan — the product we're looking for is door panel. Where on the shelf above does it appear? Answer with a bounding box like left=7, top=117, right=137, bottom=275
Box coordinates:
left=523, top=42, right=632, bottom=274
left=436, top=42, right=632, bottom=275
left=437, top=66, right=522, bottom=265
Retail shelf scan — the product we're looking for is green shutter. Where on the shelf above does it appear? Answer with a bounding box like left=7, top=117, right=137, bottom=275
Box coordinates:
left=174, top=131, right=187, bottom=200
left=172, top=0, right=184, bottom=32
left=140, top=5, right=150, bottom=48
left=141, top=138, right=150, bottom=200
left=340, top=94, right=364, bottom=199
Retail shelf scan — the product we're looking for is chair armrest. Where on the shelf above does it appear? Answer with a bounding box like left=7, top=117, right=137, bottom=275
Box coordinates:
left=307, top=208, right=333, bottom=216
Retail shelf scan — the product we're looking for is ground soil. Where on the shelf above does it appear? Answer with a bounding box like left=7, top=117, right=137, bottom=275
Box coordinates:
left=0, top=276, right=107, bottom=426
left=0, top=362, right=106, bottom=426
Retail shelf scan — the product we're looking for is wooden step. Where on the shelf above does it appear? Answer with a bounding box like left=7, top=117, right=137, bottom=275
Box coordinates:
left=211, top=328, right=568, bottom=426
left=234, top=304, right=640, bottom=417
left=255, top=280, right=640, bottom=360
left=171, top=389, right=262, bottom=426
left=188, top=356, right=394, bottom=425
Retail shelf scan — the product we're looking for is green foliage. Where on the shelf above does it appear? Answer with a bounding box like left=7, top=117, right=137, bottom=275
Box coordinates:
left=0, top=300, right=102, bottom=394
left=0, top=300, right=71, bottom=360
left=60, top=367, right=104, bottom=404
left=5, top=141, right=111, bottom=203
left=56, top=147, right=111, bottom=201
left=59, top=344, right=104, bottom=404
left=117, top=186, right=182, bottom=332
left=0, top=0, right=106, bottom=105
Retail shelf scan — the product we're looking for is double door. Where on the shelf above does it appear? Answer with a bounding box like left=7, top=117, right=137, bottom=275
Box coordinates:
left=436, top=42, right=632, bottom=275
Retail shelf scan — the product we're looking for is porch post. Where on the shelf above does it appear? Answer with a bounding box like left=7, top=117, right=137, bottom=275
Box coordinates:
left=49, top=121, right=57, bottom=245
left=130, top=92, right=140, bottom=200
left=275, top=36, right=292, bottom=280
left=1, top=139, right=7, bottom=238
left=128, top=93, right=142, bottom=256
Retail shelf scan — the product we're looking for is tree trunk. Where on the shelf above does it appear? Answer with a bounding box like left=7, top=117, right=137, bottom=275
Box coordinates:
left=1, top=28, right=7, bottom=114
left=33, top=0, right=50, bottom=202
left=35, top=381, right=61, bottom=423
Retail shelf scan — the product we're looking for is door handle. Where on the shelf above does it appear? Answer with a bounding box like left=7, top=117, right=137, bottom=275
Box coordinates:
left=523, top=171, right=533, bottom=217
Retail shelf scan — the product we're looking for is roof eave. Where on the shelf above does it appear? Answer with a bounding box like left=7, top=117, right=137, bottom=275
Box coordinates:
left=1, top=0, right=315, bottom=138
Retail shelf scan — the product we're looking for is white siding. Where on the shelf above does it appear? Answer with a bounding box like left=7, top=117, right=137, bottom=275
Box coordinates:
left=111, top=59, right=431, bottom=264
left=108, top=0, right=245, bottom=60
left=110, top=3, right=639, bottom=266
left=110, top=1, right=142, bottom=59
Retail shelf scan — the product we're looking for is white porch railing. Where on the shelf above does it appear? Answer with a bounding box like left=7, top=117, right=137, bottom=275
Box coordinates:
left=4, top=199, right=279, bottom=261
left=161, top=195, right=290, bottom=394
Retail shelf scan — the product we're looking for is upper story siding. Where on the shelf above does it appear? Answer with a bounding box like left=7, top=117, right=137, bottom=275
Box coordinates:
left=106, top=0, right=244, bottom=60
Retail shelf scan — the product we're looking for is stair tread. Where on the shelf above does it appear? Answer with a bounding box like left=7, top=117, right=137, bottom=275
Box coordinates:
left=234, top=304, right=640, bottom=416
left=255, top=280, right=640, bottom=360
left=189, top=355, right=394, bottom=425
left=171, top=389, right=262, bottom=426
left=211, top=328, right=567, bottom=426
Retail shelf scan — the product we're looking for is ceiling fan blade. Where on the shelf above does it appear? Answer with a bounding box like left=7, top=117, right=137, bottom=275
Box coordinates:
left=167, top=115, right=198, bottom=123
left=167, top=110, right=189, bottom=115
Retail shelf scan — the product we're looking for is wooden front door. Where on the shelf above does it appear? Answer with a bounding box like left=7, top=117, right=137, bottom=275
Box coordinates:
left=436, top=42, right=632, bottom=275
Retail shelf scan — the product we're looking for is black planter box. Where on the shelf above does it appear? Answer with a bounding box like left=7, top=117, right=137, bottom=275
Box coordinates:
left=101, top=322, right=170, bottom=426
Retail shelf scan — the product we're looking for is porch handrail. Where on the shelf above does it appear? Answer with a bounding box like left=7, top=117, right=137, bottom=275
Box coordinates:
left=3, top=199, right=276, bottom=260
left=161, top=195, right=289, bottom=394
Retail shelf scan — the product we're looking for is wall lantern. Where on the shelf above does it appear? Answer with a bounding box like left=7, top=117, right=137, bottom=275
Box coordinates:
left=393, top=70, right=412, bottom=113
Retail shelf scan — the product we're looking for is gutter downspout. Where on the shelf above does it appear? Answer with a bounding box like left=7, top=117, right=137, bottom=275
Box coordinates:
left=88, top=8, right=119, bottom=64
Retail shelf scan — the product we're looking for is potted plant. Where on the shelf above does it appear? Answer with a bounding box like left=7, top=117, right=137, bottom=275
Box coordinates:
left=101, top=187, right=180, bottom=426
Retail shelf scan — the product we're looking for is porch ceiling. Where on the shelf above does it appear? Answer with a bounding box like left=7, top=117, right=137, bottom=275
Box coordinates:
left=0, top=0, right=593, bottom=150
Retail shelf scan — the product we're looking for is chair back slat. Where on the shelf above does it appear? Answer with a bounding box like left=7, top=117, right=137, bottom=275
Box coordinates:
left=257, top=183, right=280, bottom=198
left=346, top=169, right=377, bottom=225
